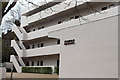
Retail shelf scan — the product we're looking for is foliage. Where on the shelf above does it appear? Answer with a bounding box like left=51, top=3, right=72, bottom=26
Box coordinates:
left=22, top=67, right=52, bottom=74
left=2, top=39, right=16, bottom=63
left=55, top=67, right=59, bottom=75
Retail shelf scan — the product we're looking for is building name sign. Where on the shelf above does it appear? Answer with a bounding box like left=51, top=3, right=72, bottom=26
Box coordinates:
left=64, top=39, right=75, bottom=45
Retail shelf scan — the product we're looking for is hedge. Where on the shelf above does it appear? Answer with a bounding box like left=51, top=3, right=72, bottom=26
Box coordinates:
left=22, top=67, right=52, bottom=74
left=55, top=67, right=59, bottom=75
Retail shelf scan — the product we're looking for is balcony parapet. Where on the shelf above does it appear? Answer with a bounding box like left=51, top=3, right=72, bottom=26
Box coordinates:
left=22, top=0, right=85, bottom=26
left=26, top=45, right=60, bottom=57
left=13, top=6, right=119, bottom=40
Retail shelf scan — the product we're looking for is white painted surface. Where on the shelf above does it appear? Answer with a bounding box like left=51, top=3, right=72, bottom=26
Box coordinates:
left=10, top=55, right=22, bottom=73
left=15, top=5, right=119, bottom=41
left=0, top=67, right=6, bottom=79
left=11, top=1, right=119, bottom=77
left=49, top=15, right=119, bottom=78
left=11, top=40, right=23, bottom=57
left=26, top=45, right=60, bottom=57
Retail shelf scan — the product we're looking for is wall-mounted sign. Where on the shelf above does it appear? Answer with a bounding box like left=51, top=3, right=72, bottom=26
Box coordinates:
left=64, top=39, right=75, bottom=45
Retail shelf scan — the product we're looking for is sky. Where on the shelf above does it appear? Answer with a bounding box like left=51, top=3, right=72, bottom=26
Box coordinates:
left=0, top=0, right=42, bottom=34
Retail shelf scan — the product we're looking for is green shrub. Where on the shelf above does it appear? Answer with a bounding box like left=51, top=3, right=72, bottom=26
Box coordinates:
left=22, top=67, right=52, bottom=74
left=55, top=67, right=59, bottom=75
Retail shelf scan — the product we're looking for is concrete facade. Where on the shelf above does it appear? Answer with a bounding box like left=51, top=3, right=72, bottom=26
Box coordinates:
left=50, top=15, right=119, bottom=78
left=10, top=0, right=120, bottom=79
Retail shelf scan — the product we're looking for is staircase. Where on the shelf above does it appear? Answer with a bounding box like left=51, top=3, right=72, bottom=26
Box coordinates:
left=12, top=24, right=27, bottom=40
left=10, top=55, right=22, bottom=73
left=11, top=40, right=23, bottom=57
left=11, top=25, right=27, bottom=73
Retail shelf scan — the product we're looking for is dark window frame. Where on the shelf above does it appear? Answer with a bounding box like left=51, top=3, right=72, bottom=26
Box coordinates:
left=102, top=6, right=107, bottom=10
left=40, top=61, right=43, bottom=66
left=70, top=16, right=74, bottom=20
left=32, top=45, right=34, bottom=49
left=57, top=40, right=60, bottom=44
left=41, top=43, right=44, bottom=47
left=32, top=61, right=34, bottom=66
left=109, top=4, right=115, bottom=8
left=75, top=15, right=79, bottom=19
left=27, top=46, right=30, bottom=49
left=33, top=29, right=35, bottom=31
left=38, top=44, right=40, bottom=48
left=57, top=59, right=59, bottom=67
left=58, top=21, right=62, bottom=24
left=27, top=62, right=29, bottom=66
left=37, top=61, right=39, bottom=66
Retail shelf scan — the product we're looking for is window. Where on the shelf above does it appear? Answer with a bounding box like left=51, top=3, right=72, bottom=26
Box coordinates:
left=58, top=21, right=62, bottom=24
left=27, top=62, right=29, bottom=66
left=42, top=26, right=44, bottom=29
left=75, top=15, right=79, bottom=19
left=41, top=43, right=44, bottom=47
left=38, top=26, right=44, bottom=30
left=27, top=46, right=30, bottom=49
left=109, top=4, right=115, bottom=8
left=70, top=16, right=74, bottom=20
left=28, top=30, right=31, bottom=33
left=57, top=60, right=59, bottom=67
left=32, top=61, right=34, bottom=66
left=38, top=27, right=41, bottom=30
left=38, top=44, right=40, bottom=48
left=40, top=61, right=43, bottom=66
left=37, top=61, right=39, bottom=66
left=57, top=40, right=60, bottom=44
left=33, top=29, right=35, bottom=31
left=32, top=45, right=34, bottom=48
left=102, top=7, right=107, bottom=10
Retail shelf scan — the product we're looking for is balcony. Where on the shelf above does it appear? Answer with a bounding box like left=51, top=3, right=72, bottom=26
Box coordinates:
left=14, top=6, right=119, bottom=41
left=11, top=39, right=60, bottom=57
left=12, top=24, right=27, bottom=40
left=22, top=0, right=85, bottom=26
left=27, top=18, right=80, bottom=40
left=21, top=0, right=61, bottom=16
left=27, top=5, right=119, bottom=40
left=10, top=55, right=22, bottom=73
left=26, top=45, right=60, bottom=57
left=11, top=40, right=27, bottom=57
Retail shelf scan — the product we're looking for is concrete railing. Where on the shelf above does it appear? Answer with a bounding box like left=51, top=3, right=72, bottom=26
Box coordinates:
left=11, top=40, right=23, bottom=57
left=12, top=24, right=27, bottom=40
left=21, top=0, right=62, bottom=15
left=11, top=39, right=60, bottom=57
left=10, top=55, right=22, bottom=73
left=13, top=6, right=119, bottom=41
left=17, top=56, right=26, bottom=67
left=26, top=6, right=119, bottom=40
left=26, top=45, right=60, bottom=57
left=22, top=0, right=84, bottom=25
left=12, top=24, right=23, bottom=40
left=0, top=67, right=6, bottom=79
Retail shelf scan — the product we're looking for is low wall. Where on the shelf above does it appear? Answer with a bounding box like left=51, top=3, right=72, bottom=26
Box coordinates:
left=0, top=67, right=6, bottom=79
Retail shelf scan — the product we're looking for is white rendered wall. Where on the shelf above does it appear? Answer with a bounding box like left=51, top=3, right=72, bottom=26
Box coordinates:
left=49, top=15, right=118, bottom=78
left=0, top=67, right=6, bottom=79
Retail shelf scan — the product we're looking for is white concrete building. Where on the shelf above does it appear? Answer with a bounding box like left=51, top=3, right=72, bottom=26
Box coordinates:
left=10, top=0, right=120, bottom=79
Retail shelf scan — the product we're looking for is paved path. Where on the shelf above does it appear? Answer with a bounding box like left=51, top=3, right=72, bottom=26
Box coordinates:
left=6, top=73, right=59, bottom=78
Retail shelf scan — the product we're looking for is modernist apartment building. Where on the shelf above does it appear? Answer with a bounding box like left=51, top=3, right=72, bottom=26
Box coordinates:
left=10, top=0, right=120, bottom=79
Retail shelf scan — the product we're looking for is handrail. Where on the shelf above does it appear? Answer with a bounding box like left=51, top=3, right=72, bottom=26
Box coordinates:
left=10, top=55, right=22, bottom=73
left=11, top=40, right=23, bottom=57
